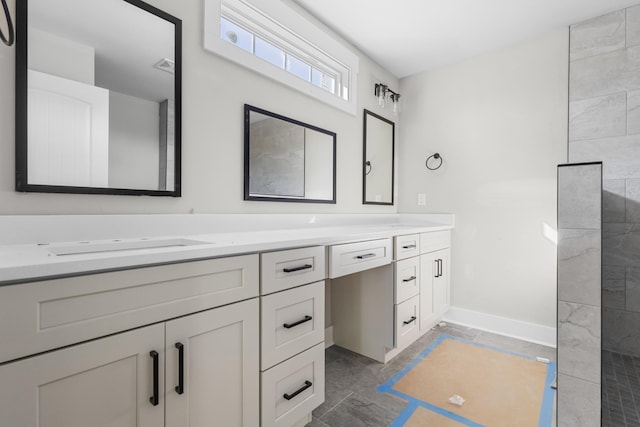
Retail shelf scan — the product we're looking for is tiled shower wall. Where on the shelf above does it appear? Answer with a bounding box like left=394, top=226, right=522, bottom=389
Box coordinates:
left=569, top=4, right=640, bottom=357
left=557, top=163, right=602, bottom=426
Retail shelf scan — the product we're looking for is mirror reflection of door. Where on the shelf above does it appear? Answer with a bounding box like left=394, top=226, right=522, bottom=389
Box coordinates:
left=363, top=110, right=394, bottom=205
left=20, top=0, right=180, bottom=194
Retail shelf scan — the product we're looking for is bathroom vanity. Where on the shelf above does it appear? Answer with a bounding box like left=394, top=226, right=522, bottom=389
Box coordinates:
left=0, top=214, right=453, bottom=427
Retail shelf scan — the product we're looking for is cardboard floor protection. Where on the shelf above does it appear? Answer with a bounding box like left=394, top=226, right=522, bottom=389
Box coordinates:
left=379, top=335, right=556, bottom=427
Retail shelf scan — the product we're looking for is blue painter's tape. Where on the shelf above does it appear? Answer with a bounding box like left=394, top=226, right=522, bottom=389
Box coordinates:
left=378, top=333, right=555, bottom=427
left=538, top=361, right=557, bottom=427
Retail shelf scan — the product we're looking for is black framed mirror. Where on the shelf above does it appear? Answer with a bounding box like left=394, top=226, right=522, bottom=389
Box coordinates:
left=244, top=105, right=336, bottom=204
left=15, top=0, right=182, bottom=196
left=363, top=110, right=394, bottom=205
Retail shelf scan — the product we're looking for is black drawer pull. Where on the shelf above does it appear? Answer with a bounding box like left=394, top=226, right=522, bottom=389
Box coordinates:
left=175, top=342, right=184, bottom=395
left=150, top=350, right=159, bottom=406
left=283, top=315, right=313, bottom=329
left=283, top=380, right=313, bottom=400
left=403, top=316, right=417, bottom=325
left=356, top=253, right=376, bottom=259
left=283, top=264, right=313, bottom=273
left=402, top=244, right=416, bottom=249
left=402, top=276, right=417, bottom=283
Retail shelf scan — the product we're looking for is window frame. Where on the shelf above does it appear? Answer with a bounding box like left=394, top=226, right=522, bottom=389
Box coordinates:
left=204, top=0, right=359, bottom=115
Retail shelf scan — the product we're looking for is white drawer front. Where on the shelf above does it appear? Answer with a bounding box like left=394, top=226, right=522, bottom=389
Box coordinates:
left=420, top=230, right=451, bottom=254
left=261, top=281, right=325, bottom=370
left=261, top=343, right=325, bottom=427
left=0, top=254, right=259, bottom=364
left=395, top=257, right=420, bottom=304
left=395, top=295, right=420, bottom=351
left=328, top=238, right=392, bottom=278
left=394, top=234, right=420, bottom=260
left=261, top=246, right=326, bottom=295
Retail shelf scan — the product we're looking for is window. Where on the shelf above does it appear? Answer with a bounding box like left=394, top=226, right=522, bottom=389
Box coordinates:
left=204, top=0, right=359, bottom=115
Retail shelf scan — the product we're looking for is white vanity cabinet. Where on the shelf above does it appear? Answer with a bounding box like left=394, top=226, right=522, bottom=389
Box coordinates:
left=259, top=246, right=326, bottom=427
left=0, top=255, right=260, bottom=427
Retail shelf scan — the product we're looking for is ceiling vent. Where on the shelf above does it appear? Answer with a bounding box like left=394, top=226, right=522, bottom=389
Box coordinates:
left=154, top=58, right=175, bottom=74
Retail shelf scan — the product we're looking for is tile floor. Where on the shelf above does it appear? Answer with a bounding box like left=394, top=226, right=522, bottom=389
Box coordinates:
left=602, top=350, right=640, bottom=427
left=307, top=323, right=557, bottom=427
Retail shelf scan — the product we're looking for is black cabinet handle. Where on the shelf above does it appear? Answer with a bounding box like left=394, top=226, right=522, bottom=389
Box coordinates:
left=150, top=350, right=159, bottom=406
left=402, top=244, right=416, bottom=249
left=283, top=380, right=313, bottom=400
left=402, top=276, right=417, bottom=283
left=403, top=316, right=417, bottom=325
left=283, top=264, right=313, bottom=273
left=175, top=342, right=184, bottom=395
left=356, top=253, right=376, bottom=259
left=283, top=315, right=313, bottom=329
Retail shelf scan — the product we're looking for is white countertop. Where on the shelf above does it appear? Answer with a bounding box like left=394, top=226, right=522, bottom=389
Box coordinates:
left=0, top=214, right=454, bottom=285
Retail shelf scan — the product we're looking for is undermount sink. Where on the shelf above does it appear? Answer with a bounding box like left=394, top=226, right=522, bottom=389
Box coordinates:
left=48, top=238, right=210, bottom=256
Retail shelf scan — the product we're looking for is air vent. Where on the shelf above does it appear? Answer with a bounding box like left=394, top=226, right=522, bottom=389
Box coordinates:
left=154, top=58, right=175, bottom=74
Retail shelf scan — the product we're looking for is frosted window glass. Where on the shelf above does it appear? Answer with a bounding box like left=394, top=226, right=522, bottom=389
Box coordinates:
left=286, top=55, right=311, bottom=81
left=220, top=17, right=253, bottom=53
left=255, top=37, right=285, bottom=68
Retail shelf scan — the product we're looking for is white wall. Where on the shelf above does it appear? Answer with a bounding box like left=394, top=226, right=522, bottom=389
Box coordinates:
left=0, top=0, right=399, bottom=214
left=398, top=29, right=569, bottom=328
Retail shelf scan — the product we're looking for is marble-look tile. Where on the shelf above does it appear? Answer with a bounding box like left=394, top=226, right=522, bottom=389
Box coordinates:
left=603, top=264, right=626, bottom=309
left=628, top=89, right=640, bottom=135
left=558, top=164, right=602, bottom=229
left=570, top=10, right=626, bottom=61
left=305, top=416, right=330, bottom=427
left=557, top=374, right=601, bottom=427
left=569, top=135, right=640, bottom=180
left=558, top=229, right=601, bottom=306
left=570, top=45, right=640, bottom=101
left=603, top=308, right=640, bottom=357
left=319, top=394, right=397, bottom=427
left=569, top=93, right=626, bottom=141
left=626, top=267, right=640, bottom=312
left=558, top=301, right=601, bottom=383
left=627, top=4, right=640, bottom=48
left=603, top=180, right=626, bottom=223
left=603, top=223, right=640, bottom=266
left=626, top=179, right=640, bottom=222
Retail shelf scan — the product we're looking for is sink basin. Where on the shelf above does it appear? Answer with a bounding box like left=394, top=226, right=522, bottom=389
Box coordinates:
left=48, top=238, right=210, bottom=256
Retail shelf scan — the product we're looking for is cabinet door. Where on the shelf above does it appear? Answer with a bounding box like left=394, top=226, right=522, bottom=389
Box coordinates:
left=419, top=253, right=435, bottom=332
left=433, top=249, right=451, bottom=315
left=0, top=324, right=165, bottom=427
left=165, top=298, right=259, bottom=427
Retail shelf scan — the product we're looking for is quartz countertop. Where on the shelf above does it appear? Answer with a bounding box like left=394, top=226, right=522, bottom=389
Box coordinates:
left=0, top=214, right=454, bottom=285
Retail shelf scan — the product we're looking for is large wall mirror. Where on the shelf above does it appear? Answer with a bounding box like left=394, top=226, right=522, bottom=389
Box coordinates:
left=363, top=110, right=394, bottom=205
left=15, top=0, right=182, bottom=196
left=244, top=105, right=336, bottom=204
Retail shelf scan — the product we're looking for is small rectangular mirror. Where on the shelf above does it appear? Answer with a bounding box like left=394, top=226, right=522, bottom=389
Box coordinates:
left=244, top=105, right=336, bottom=203
left=363, top=110, right=394, bottom=205
left=16, top=0, right=182, bottom=196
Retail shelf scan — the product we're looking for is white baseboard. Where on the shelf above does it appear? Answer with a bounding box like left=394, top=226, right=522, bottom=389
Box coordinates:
left=324, top=326, right=334, bottom=348
left=443, top=306, right=556, bottom=348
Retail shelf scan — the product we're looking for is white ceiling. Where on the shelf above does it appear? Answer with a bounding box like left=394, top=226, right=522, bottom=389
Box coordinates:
left=295, top=0, right=640, bottom=78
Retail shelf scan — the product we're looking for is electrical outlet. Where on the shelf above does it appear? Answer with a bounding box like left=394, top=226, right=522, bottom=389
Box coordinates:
left=417, top=193, right=426, bottom=206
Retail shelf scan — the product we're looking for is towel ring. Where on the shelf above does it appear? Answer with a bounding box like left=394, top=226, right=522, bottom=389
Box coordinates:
left=425, top=153, right=443, bottom=170
left=0, top=0, right=14, bottom=47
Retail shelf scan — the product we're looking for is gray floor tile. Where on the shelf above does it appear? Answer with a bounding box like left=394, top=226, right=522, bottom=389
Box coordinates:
left=319, top=394, right=397, bottom=427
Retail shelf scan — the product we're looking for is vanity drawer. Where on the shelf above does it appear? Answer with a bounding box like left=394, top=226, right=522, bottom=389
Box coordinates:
left=395, top=295, right=420, bottom=351
left=261, top=246, right=326, bottom=295
left=420, top=230, right=451, bottom=254
left=0, top=254, right=259, bottom=364
left=328, top=238, right=392, bottom=278
left=394, top=234, right=420, bottom=260
left=261, top=281, right=325, bottom=370
left=261, top=343, right=325, bottom=427
left=395, top=257, right=420, bottom=304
